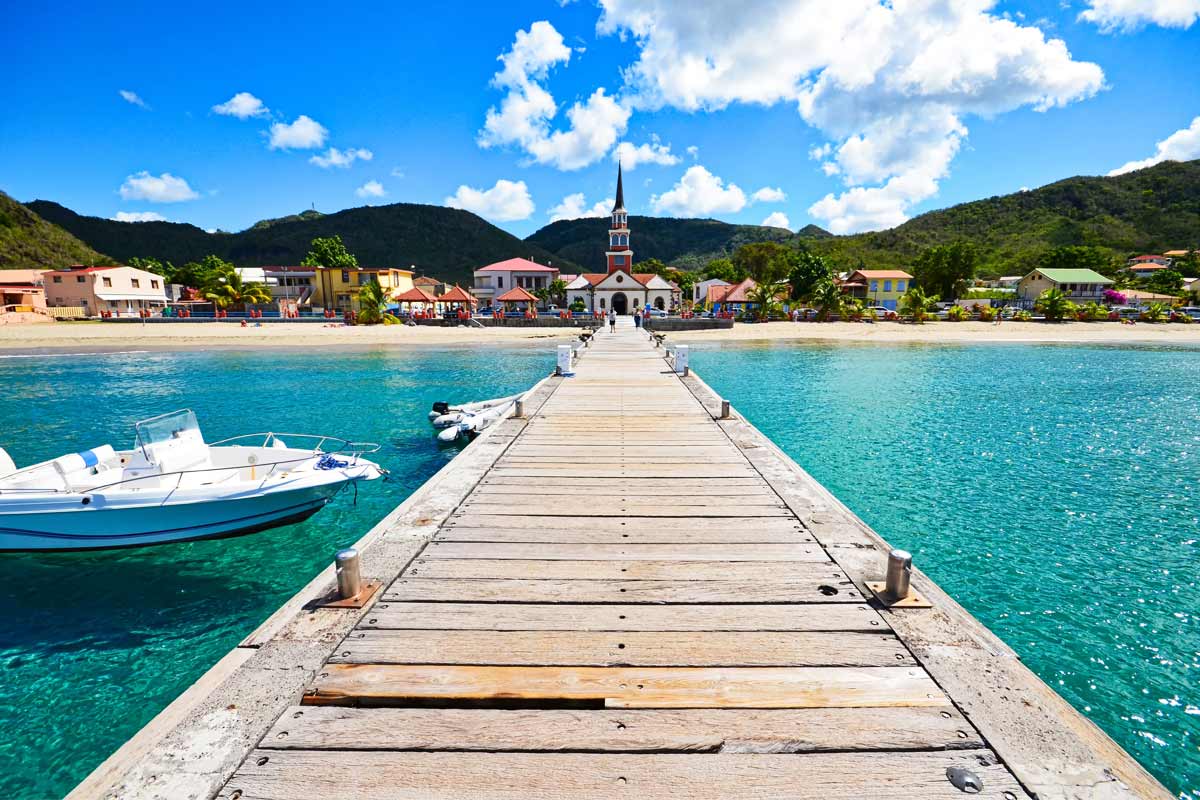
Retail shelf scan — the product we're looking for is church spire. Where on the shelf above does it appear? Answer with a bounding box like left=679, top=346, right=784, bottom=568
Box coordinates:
left=605, top=162, right=632, bottom=274
left=612, top=162, right=625, bottom=212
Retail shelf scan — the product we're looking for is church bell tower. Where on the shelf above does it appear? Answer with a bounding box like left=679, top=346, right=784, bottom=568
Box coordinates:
left=605, top=163, right=632, bottom=274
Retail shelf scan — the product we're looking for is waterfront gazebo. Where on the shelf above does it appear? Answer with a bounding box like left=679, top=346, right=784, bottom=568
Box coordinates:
left=495, top=286, right=538, bottom=314
left=437, top=285, right=477, bottom=315
left=393, top=286, right=439, bottom=315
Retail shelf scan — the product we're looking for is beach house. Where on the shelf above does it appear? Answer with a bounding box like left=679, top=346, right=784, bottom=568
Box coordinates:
left=43, top=265, right=168, bottom=317
left=472, top=258, right=559, bottom=309
left=312, top=267, right=414, bottom=312
left=694, top=278, right=730, bottom=304
left=0, top=269, right=47, bottom=317
left=1016, top=268, right=1113, bottom=303
left=843, top=269, right=913, bottom=310
left=261, top=266, right=317, bottom=306
left=562, top=165, right=674, bottom=314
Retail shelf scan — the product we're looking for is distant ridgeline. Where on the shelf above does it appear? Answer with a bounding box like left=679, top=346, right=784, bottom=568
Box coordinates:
left=9, top=159, right=1200, bottom=279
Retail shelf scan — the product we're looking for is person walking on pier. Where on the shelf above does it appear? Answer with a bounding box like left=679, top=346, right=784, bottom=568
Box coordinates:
left=633, top=308, right=642, bottom=329
left=608, top=308, right=616, bottom=332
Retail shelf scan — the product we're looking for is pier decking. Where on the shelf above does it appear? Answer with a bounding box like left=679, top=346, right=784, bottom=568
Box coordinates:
left=75, top=318, right=1170, bottom=800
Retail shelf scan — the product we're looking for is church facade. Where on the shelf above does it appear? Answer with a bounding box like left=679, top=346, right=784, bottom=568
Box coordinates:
left=565, top=164, right=675, bottom=314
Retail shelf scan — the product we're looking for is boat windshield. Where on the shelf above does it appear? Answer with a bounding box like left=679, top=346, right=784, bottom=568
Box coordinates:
left=134, top=409, right=201, bottom=457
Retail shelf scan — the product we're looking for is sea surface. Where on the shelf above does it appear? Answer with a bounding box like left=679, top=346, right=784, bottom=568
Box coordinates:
left=0, top=341, right=1196, bottom=797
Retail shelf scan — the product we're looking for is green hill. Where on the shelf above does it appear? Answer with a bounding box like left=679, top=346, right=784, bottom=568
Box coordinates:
left=809, top=159, right=1200, bottom=275
left=0, top=191, right=108, bottom=268
left=24, top=201, right=577, bottom=285
left=525, top=216, right=828, bottom=272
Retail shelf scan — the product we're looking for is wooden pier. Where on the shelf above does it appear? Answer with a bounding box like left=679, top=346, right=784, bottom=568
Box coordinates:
left=73, top=318, right=1170, bottom=800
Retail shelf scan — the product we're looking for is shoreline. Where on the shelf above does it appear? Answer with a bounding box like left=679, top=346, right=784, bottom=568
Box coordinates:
left=1, top=319, right=1198, bottom=353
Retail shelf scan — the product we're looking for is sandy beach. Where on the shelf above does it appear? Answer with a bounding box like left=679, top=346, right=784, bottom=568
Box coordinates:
left=1, top=319, right=1198, bottom=353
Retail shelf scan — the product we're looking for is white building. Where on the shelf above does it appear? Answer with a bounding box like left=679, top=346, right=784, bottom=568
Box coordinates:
left=563, top=164, right=675, bottom=314
left=693, top=278, right=730, bottom=304
left=472, top=258, right=559, bottom=308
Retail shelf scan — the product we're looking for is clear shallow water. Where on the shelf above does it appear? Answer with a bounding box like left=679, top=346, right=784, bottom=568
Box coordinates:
left=0, top=347, right=550, bottom=798
left=0, top=342, right=1196, bottom=797
left=694, top=341, right=1200, bottom=798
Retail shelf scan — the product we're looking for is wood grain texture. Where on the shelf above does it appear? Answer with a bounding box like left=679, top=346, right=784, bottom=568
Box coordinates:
left=261, top=706, right=982, bottom=752
left=404, top=558, right=843, bottom=581
left=420, top=541, right=825, bottom=561
left=331, top=630, right=914, bottom=667
left=361, top=602, right=888, bottom=632
left=219, top=751, right=1027, bottom=800
left=383, top=578, right=863, bottom=603
left=304, top=665, right=950, bottom=709
left=433, top=528, right=812, bottom=544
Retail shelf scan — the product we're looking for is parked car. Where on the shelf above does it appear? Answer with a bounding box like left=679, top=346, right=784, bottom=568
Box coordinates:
left=647, top=308, right=668, bottom=318
left=866, top=305, right=891, bottom=316
left=1177, top=306, right=1200, bottom=320
left=1111, top=306, right=1141, bottom=318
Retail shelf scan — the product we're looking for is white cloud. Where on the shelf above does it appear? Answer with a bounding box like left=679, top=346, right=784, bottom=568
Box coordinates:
left=355, top=180, right=386, bottom=199
left=548, top=192, right=613, bottom=222
left=118, top=171, right=200, bottom=203
left=761, top=211, right=792, bottom=229
left=444, top=179, right=535, bottom=222
left=309, top=147, right=374, bottom=168
left=111, top=211, right=169, bottom=222
left=613, top=137, right=680, bottom=169
left=119, top=90, right=148, bottom=109
left=390, top=167, right=405, bottom=178
left=1109, top=116, right=1200, bottom=175
left=1080, top=0, right=1200, bottom=31
left=752, top=186, right=787, bottom=203
left=268, top=115, right=328, bottom=150
left=212, top=92, right=270, bottom=119
left=686, top=145, right=699, bottom=160
left=650, top=165, right=747, bottom=217
left=598, top=0, right=1104, bottom=232
left=479, top=21, right=630, bottom=170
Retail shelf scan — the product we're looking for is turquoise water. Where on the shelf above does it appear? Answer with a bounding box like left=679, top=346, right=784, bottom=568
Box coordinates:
left=0, top=342, right=1196, bottom=797
left=0, top=347, right=550, bottom=798
left=695, top=342, right=1199, bottom=798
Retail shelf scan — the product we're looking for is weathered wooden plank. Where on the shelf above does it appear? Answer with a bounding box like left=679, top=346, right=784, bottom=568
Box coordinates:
left=221, top=750, right=1025, bottom=800
left=455, top=502, right=792, bottom=518
left=383, top=578, right=863, bottom=603
left=468, top=490, right=783, bottom=504
left=421, top=541, right=826, bottom=561
left=434, top=528, right=811, bottom=544
left=361, top=602, right=887, bottom=632
left=405, top=558, right=844, bottom=581
left=260, top=705, right=982, bottom=752
left=304, top=665, right=951, bottom=709
left=444, top=515, right=807, bottom=533
left=488, top=467, right=758, bottom=478
left=332, top=630, right=913, bottom=667
left=477, top=475, right=767, bottom=489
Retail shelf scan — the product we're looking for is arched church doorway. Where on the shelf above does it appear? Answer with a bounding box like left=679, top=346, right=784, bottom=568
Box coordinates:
left=612, top=292, right=628, bottom=314
left=654, top=296, right=665, bottom=310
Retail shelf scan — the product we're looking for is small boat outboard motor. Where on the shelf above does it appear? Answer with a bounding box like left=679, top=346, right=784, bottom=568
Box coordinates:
left=431, top=401, right=451, bottom=415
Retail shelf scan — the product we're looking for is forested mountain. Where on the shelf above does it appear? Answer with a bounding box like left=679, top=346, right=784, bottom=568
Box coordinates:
left=0, top=191, right=108, bottom=268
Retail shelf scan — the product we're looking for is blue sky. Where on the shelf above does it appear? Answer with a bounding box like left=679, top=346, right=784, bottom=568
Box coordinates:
left=2, top=0, right=1198, bottom=239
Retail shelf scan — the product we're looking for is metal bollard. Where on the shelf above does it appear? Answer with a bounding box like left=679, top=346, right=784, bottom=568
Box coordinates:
left=514, top=399, right=525, bottom=419
left=884, top=549, right=912, bottom=600
left=720, top=400, right=731, bottom=419
left=335, top=548, right=363, bottom=600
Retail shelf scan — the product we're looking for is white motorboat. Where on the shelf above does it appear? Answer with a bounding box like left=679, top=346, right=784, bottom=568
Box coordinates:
left=429, top=393, right=523, bottom=429
left=435, top=400, right=515, bottom=445
left=0, top=410, right=384, bottom=551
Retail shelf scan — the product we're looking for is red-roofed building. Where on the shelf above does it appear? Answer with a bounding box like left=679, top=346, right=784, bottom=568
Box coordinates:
left=472, top=257, right=559, bottom=308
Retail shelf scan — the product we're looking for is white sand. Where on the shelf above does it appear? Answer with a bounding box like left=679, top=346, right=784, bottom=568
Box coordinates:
left=0, top=319, right=1197, bottom=353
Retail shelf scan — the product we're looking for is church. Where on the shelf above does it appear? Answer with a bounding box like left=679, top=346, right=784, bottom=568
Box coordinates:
left=564, top=164, right=676, bottom=314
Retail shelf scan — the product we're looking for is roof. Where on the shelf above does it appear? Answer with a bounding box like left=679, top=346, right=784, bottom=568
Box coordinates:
left=413, top=276, right=441, bottom=286
left=559, top=274, right=578, bottom=284
left=0, top=285, right=44, bottom=291
left=0, top=269, right=45, bottom=284
left=476, top=258, right=557, bottom=273
left=393, top=286, right=439, bottom=303
left=612, top=162, right=625, bottom=212
left=1029, top=268, right=1113, bottom=285
left=1163, top=250, right=1191, bottom=257
left=496, top=286, right=539, bottom=302
left=437, top=286, right=476, bottom=303
left=1121, top=290, right=1178, bottom=300
left=1130, top=255, right=1166, bottom=261
left=850, top=270, right=914, bottom=280
left=710, top=278, right=757, bottom=304
left=44, top=266, right=118, bottom=275
left=1127, top=263, right=1168, bottom=271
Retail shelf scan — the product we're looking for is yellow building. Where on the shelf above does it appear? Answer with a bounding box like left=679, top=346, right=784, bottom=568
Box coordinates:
left=312, top=267, right=414, bottom=311
left=844, top=269, right=914, bottom=311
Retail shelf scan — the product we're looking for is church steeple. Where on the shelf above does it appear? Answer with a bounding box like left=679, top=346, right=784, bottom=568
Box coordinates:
left=606, top=162, right=632, bottom=274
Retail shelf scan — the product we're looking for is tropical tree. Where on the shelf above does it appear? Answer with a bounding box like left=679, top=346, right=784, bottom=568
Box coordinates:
left=811, top=277, right=848, bottom=321
left=787, top=248, right=833, bottom=302
left=746, top=280, right=786, bottom=321
left=945, top=304, right=968, bottom=321
left=356, top=277, right=388, bottom=325
left=899, top=285, right=939, bottom=323
left=702, top=257, right=745, bottom=283
left=1141, top=302, right=1168, bottom=322
left=1146, top=269, right=1183, bottom=294
left=548, top=278, right=568, bottom=306
left=301, top=235, right=358, bottom=269
left=202, top=263, right=272, bottom=310
left=1034, top=288, right=1072, bottom=321
left=913, top=242, right=977, bottom=299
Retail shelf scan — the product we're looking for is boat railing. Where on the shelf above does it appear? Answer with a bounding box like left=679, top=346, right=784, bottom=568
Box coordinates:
left=207, top=432, right=382, bottom=457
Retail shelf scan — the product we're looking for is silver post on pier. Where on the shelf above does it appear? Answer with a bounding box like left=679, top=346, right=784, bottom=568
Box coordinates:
left=884, top=549, right=912, bottom=600
left=335, top=548, right=362, bottom=600
left=514, top=398, right=525, bottom=419
left=720, top=400, right=731, bottom=420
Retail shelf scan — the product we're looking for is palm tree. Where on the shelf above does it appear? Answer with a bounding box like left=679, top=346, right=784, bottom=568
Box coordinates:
left=811, top=278, right=846, bottom=321
left=202, top=266, right=272, bottom=311
left=746, top=280, right=786, bottom=321
left=899, top=285, right=939, bottom=323
left=548, top=278, right=568, bottom=307
left=356, top=277, right=388, bottom=325
left=1035, top=288, right=1072, bottom=321
left=1141, top=302, right=1168, bottom=322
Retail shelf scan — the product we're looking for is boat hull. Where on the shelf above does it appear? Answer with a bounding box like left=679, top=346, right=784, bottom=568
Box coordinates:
left=0, top=482, right=344, bottom=551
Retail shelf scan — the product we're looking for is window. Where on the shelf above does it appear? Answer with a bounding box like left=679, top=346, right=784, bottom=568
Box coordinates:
left=613, top=256, right=625, bottom=266
left=600, top=298, right=606, bottom=309
left=102, top=277, right=112, bottom=287
left=870, top=281, right=878, bottom=292
left=77, top=276, right=86, bottom=283
left=497, top=276, right=504, bottom=288
left=897, top=280, right=906, bottom=291
left=359, top=273, right=372, bottom=285
left=52, top=276, right=62, bottom=283
left=341, top=270, right=350, bottom=282
left=883, top=280, right=892, bottom=292
left=151, top=280, right=160, bottom=289
left=131, top=279, right=140, bottom=288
